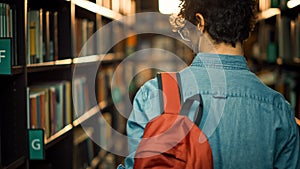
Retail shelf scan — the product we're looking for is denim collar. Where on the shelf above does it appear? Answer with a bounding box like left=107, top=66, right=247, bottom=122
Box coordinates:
left=191, top=52, right=249, bottom=70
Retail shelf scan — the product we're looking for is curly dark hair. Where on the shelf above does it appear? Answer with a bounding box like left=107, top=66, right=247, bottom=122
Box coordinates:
left=178, top=0, right=257, bottom=47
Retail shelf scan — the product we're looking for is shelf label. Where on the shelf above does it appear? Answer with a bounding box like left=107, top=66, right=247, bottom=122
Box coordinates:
left=0, top=39, right=11, bottom=75
left=28, top=129, right=44, bottom=160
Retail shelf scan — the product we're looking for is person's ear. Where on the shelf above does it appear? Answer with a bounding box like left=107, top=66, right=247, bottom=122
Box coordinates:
left=196, top=13, right=205, bottom=32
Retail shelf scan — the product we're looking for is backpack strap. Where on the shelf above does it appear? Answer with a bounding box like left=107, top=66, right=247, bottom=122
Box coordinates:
left=157, top=72, right=181, bottom=115
left=157, top=72, right=204, bottom=126
left=179, top=94, right=203, bottom=126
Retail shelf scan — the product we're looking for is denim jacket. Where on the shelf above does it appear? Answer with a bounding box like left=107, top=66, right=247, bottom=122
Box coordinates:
left=118, top=53, right=300, bottom=169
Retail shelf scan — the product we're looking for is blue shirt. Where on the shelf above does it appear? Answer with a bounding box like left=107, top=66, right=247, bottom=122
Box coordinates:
left=118, top=53, right=300, bottom=169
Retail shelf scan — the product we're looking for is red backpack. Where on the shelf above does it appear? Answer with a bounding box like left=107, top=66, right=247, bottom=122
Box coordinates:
left=134, top=72, right=214, bottom=169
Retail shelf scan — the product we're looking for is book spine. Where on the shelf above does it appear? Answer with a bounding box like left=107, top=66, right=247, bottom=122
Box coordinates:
left=65, top=81, right=72, bottom=125
left=36, top=94, right=41, bottom=128
left=28, top=11, right=37, bottom=64
left=43, top=11, right=50, bottom=62
left=30, top=95, right=38, bottom=128
left=54, top=84, right=64, bottom=131
left=5, top=4, right=10, bottom=37
left=296, top=14, right=300, bottom=59
left=13, top=7, right=17, bottom=65
left=0, top=3, right=3, bottom=37
left=53, top=12, right=58, bottom=60
left=27, top=87, right=30, bottom=129
left=50, top=88, right=57, bottom=135
left=38, top=9, right=43, bottom=63
left=39, top=92, right=46, bottom=131
left=277, top=15, right=292, bottom=61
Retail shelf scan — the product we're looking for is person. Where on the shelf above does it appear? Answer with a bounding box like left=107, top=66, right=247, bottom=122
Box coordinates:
left=118, top=0, right=300, bottom=168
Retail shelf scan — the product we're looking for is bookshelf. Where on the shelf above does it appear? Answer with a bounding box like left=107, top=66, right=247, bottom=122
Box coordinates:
left=0, top=0, right=135, bottom=168
left=246, top=0, right=300, bottom=122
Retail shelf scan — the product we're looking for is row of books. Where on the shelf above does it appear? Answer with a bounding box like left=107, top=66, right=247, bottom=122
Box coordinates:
left=73, top=127, right=95, bottom=169
left=0, top=3, right=18, bottom=66
left=97, top=67, right=114, bottom=104
left=259, top=0, right=289, bottom=11
left=277, top=14, right=300, bottom=61
left=75, top=18, right=95, bottom=57
left=0, top=3, right=13, bottom=38
left=27, top=9, right=59, bottom=64
left=74, top=139, right=115, bottom=169
left=255, top=67, right=300, bottom=122
left=27, top=81, right=71, bottom=138
left=253, top=14, right=300, bottom=63
left=73, top=112, right=114, bottom=169
left=275, top=72, right=300, bottom=119
left=74, top=138, right=94, bottom=169
left=102, top=0, right=135, bottom=15
left=73, top=77, right=90, bottom=119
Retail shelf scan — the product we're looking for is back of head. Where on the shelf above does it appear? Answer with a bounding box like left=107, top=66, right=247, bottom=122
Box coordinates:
left=177, top=0, right=258, bottom=47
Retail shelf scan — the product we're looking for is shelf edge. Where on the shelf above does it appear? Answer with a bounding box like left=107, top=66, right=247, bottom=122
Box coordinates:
left=73, top=0, right=123, bottom=20
left=257, top=8, right=281, bottom=21
left=3, top=156, right=26, bottom=169
left=73, top=106, right=100, bottom=127
left=45, top=124, right=73, bottom=145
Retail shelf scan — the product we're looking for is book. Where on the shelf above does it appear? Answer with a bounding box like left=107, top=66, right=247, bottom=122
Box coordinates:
left=28, top=10, right=37, bottom=64
left=259, top=0, right=271, bottom=11
left=294, top=14, right=300, bottom=59
left=277, top=15, right=292, bottom=61
left=28, top=9, right=43, bottom=64
left=102, top=0, right=111, bottom=9
left=65, top=81, right=72, bottom=125
left=43, top=11, right=50, bottom=62
left=75, top=18, right=82, bottom=57
left=49, top=11, right=58, bottom=61
left=53, top=82, right=65, bottom=131
left=0, top=3, right=4, bottom=37
left=112, top=0, right=120, bottom=13
left=11, top=6, right=17, bottom=65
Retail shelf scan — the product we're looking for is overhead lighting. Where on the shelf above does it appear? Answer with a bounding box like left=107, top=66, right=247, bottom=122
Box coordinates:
left=159, top=0, right=181, bottom=14
left=287, top=0, right=300, bottom=8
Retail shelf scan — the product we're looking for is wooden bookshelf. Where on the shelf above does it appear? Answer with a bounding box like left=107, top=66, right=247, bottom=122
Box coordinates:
left=11, top=66, right=24, bottom=75
left=257, top=8, right=281, bottom=21
left=73, top=0, right=123, bottom=20
left=0, top=0, right=134, bottom=168
left=27, top=59, right=72, bottom=73
left=3, top=156, right=26, bottom=169
left=73, top=106, right=100, bottom=127
left=45, top=124, right=73, bottom=148
left=248, top=0, right=300, bottom=123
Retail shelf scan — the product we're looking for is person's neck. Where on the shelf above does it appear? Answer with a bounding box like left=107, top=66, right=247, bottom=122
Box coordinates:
left=199, top=33, right=244, bottom=56
left=214, top=42, right=244, bottom=56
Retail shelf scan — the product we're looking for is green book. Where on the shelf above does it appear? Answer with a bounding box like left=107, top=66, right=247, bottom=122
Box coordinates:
left=0, top=38, right=11, bottom=74
left=271, top=0, right=279, bottom=8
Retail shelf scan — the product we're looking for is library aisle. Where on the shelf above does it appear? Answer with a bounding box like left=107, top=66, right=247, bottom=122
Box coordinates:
left=0, top=0, right=299, bottom=169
